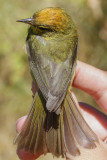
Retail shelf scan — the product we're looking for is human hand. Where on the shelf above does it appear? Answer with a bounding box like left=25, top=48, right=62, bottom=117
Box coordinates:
left=16, top=61, right=107, bottom=160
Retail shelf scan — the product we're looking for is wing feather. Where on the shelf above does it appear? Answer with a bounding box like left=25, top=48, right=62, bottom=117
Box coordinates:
left=26, top=35, right=78, bottom=113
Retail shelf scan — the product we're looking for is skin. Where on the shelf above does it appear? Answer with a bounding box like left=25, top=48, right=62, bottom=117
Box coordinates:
left=16, top=60, right=107, bottom=160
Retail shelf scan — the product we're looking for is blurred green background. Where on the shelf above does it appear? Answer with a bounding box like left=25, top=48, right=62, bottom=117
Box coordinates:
left=0, top=0, right=107, bottom=159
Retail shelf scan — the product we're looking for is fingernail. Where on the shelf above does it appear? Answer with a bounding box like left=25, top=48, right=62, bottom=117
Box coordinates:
left=16, top=116, right=27, bottom=133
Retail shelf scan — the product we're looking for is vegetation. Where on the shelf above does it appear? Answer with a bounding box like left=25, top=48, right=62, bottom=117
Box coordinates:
left=0, top=0, right=107, bottom=159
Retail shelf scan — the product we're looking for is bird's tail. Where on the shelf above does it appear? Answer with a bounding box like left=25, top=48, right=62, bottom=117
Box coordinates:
left=14, top=89, right=98, bottom=157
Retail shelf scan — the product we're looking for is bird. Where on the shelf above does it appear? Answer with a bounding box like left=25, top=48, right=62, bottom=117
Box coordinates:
left=15, top=7, right=99, bottom=158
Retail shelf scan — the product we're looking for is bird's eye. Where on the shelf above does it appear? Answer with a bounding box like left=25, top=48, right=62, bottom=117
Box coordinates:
left=39, top=27, right=48, bottom=31
left=38, top=26, right=55, bottom=32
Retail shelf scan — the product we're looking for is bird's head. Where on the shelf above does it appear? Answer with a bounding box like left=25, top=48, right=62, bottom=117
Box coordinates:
left=17, top=7, right=76, bottom=34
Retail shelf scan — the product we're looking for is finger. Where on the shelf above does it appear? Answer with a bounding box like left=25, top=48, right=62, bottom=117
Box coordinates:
left=73, top=61, right=107, bottom=113
left=17, top=149, right=43, bottom=160
left=79, top=102, right=107, bottom=141
left=17, top=149, right=36, bottom=160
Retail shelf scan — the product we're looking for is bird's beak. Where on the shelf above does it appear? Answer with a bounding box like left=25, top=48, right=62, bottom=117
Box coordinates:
left=16, top=18, right=33, bottom=25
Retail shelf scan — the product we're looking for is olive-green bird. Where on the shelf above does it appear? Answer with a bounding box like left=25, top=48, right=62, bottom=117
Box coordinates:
left=15, top=7, right=98, bottom=158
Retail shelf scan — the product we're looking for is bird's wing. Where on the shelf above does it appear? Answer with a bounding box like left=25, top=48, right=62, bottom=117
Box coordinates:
left=26, top=35, right=78, bottom=113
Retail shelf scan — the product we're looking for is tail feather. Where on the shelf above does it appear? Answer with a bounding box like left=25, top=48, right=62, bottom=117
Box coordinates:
left=14, top=89, right=99, bottom=158
left=45, top=110, right=64, bottom=156
left=67, top=92, right=98, bottom=147
left=63, top=101, right=80, bottom=156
